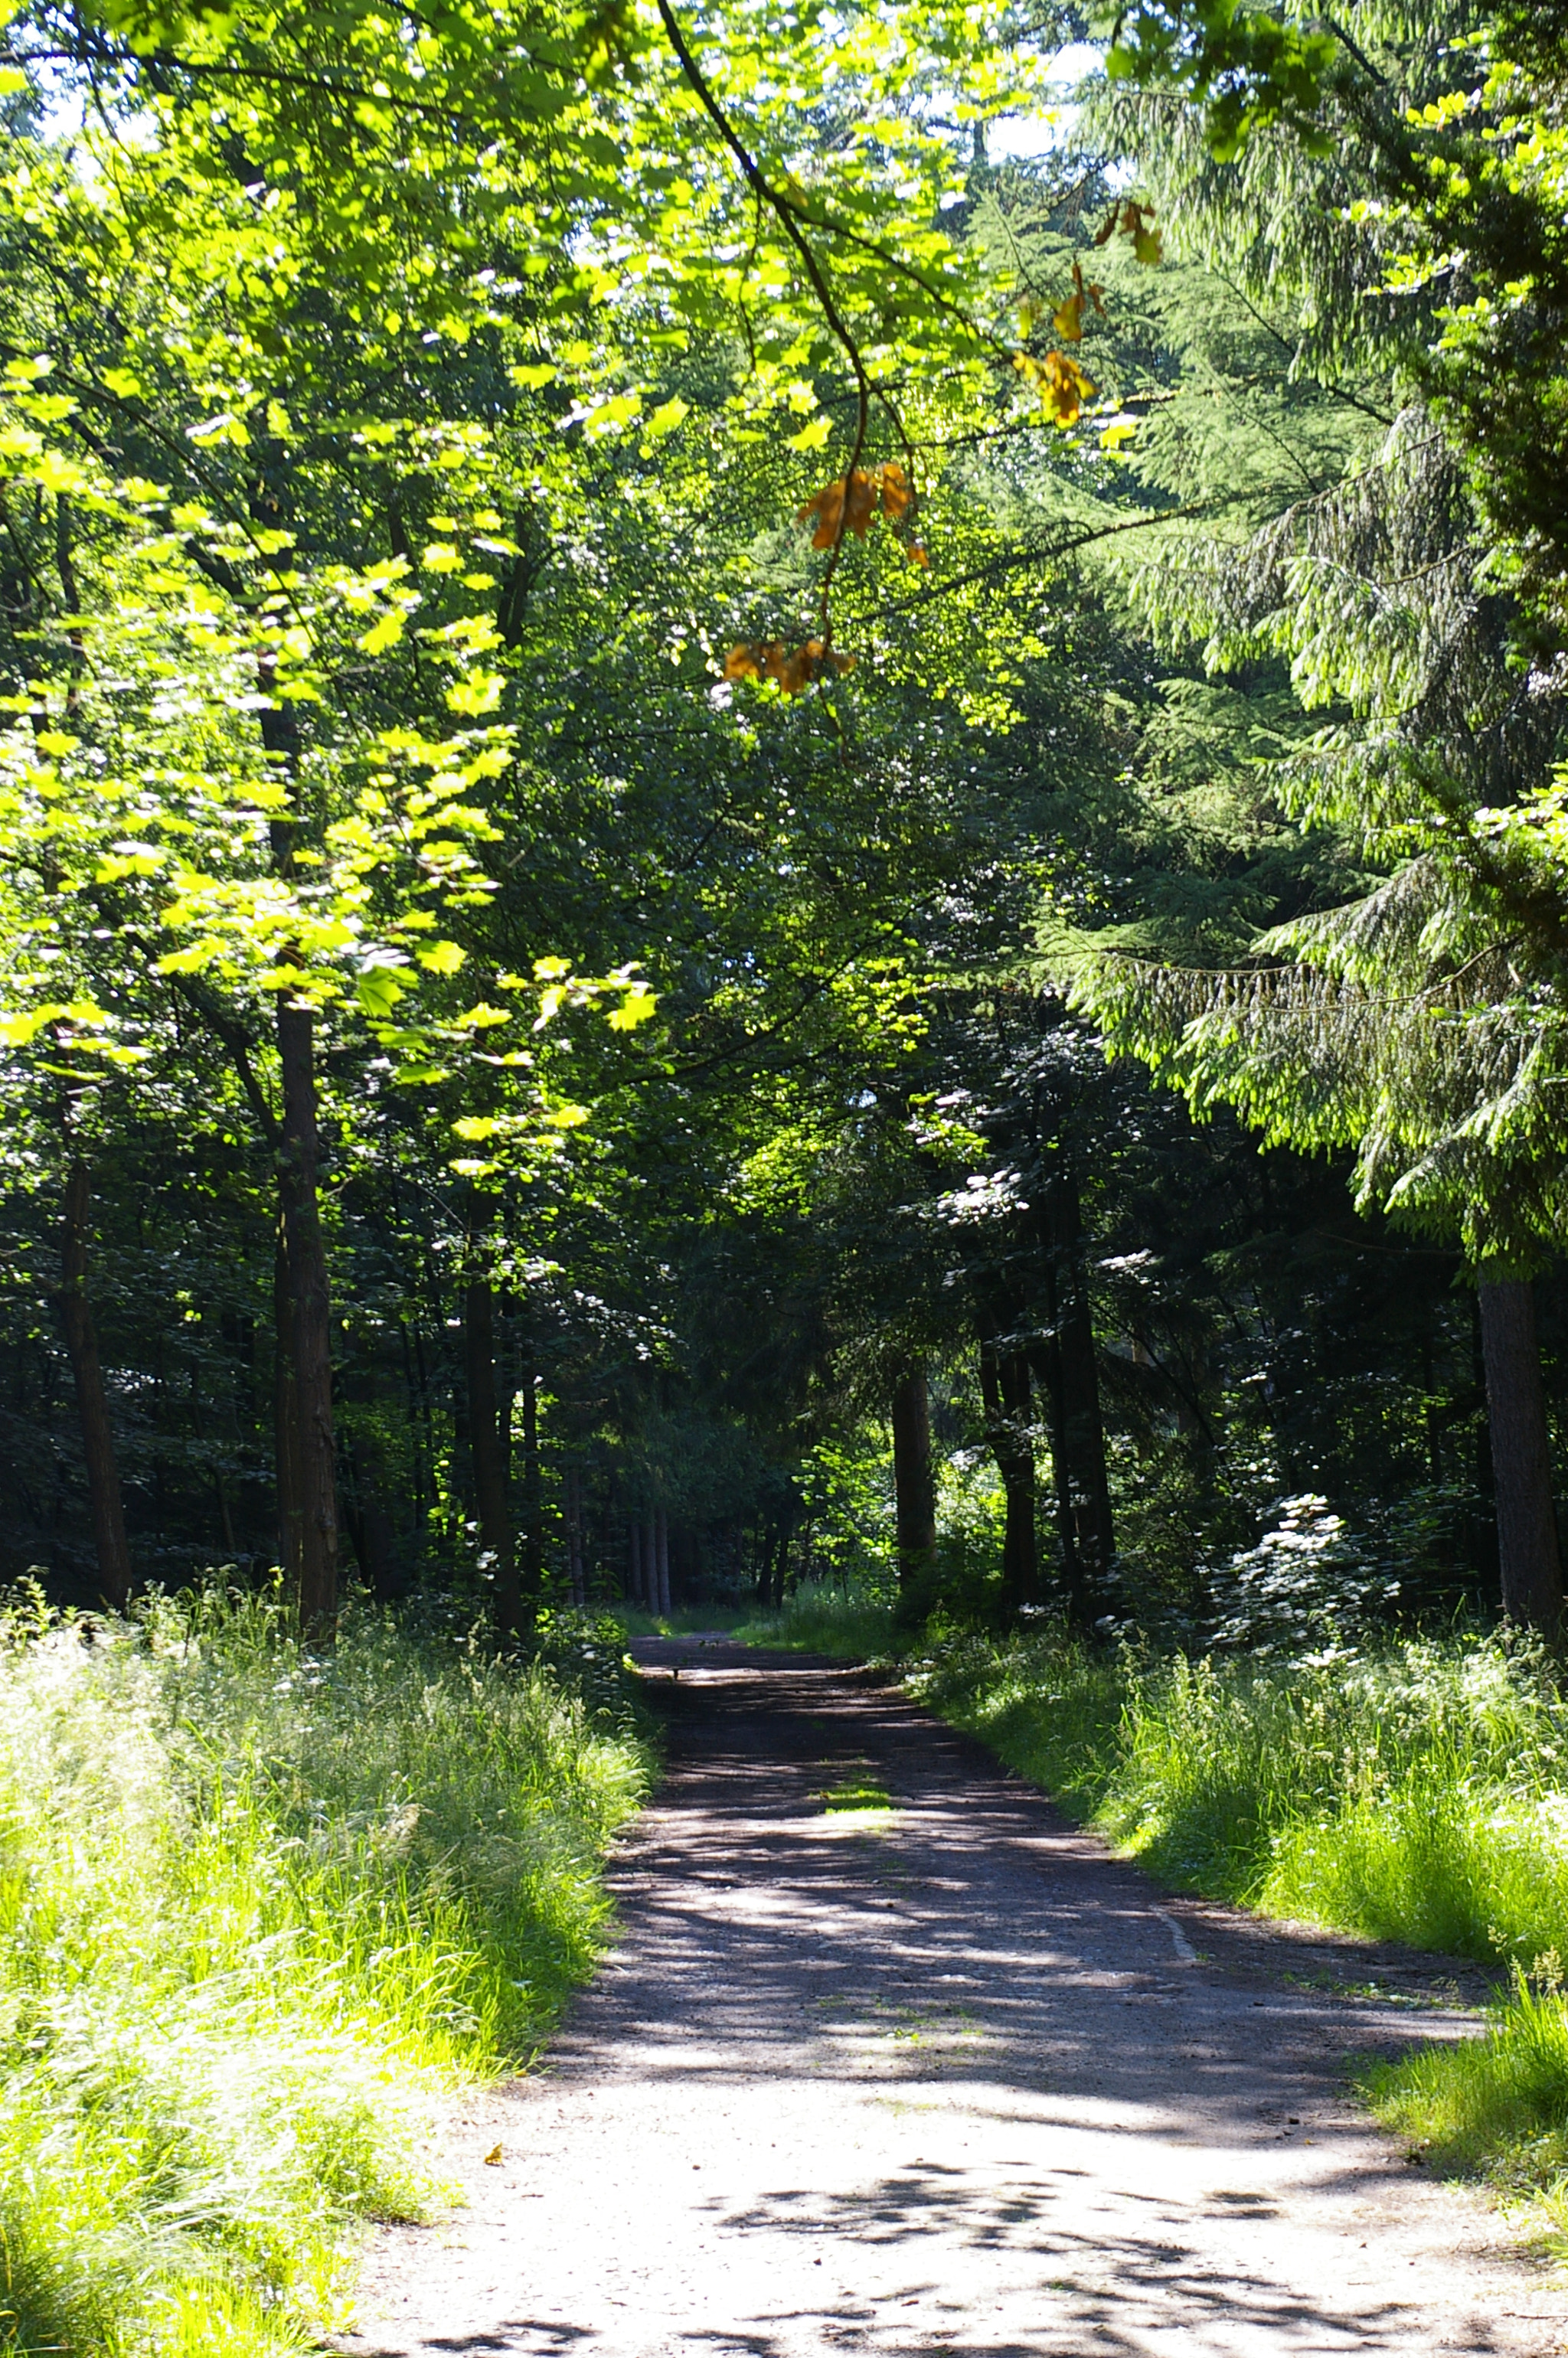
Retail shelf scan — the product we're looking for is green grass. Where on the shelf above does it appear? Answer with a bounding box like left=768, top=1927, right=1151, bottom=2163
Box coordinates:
left=0, top=1584, right=649, bottom=2357
left=731, top=1581, right=900, bottom=1659
left=819, top=1779, right=893, bottom=1813
left=616, top=1605, right=746, bottom=1638
left=906, top=1623, right=1568, bottom=2225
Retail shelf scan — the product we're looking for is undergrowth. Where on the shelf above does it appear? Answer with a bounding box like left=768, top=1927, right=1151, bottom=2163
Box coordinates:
left=903, top=1622, right=1568, bottom=2235
left=0, top=1584, right=648, bottom=2358
left=731, top=1582, right=900, bottom=1659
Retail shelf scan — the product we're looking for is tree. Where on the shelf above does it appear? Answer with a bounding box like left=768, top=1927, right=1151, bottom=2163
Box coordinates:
left=1055, top=35, right=1568, bottom=1628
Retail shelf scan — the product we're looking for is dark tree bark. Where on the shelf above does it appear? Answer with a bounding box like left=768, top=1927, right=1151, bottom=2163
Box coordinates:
left=655, top=1504, right=671, bottom=1616
left=59, top=1158, right=132, bottom=1608
left=464, top=1266, right=519, bottom=1633
left=1024, top=1144, right=1113, bottom=1632
left=276, top=999, right=338, bottom=1639
left=1478, top=1276, right=1563, bottom=1636
left=978, top=1328, right=1037, bottom=1613
left=1050, top=1163, right=1115, bottom=1588
left=347, top=1434, right=402, bottom=1601
left=273, top=1226, right=304, bottom=1594
left=521, top=1363, right=544, bottom=1603
left=891, top=1361, right=938, bottom=1593
left=566, top=1467, right=586, bottom=1605
left=1026, top=1323, right=1087, bottom=1625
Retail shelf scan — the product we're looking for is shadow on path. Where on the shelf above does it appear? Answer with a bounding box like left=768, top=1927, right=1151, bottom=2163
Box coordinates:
left=339, top=1642, right=1558, bottom=2358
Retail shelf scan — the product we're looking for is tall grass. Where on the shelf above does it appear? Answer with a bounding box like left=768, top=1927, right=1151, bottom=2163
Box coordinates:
left=910, top=1625, right=1568, bottom=1948
left=732, top=1581, right=900, bottom=1660
left=908, top=1625, right=1568, bottom=2219
left=0, top=1586, right=648, bottom=2358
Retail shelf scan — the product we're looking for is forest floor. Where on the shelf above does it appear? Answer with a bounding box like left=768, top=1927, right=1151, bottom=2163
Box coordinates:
left=335, top=1641, right=1568, bottom=2358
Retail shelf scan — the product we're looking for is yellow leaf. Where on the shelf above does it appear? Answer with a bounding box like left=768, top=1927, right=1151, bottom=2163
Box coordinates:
left=484, top=2144, right=504, bottom=2165
left=1035, top=351, right=1094, bottom=427
left=417, top=940, right=466, bottom=974
left=359, top=611, right=407, bottom=655
left=1052, top=292, right=1086, bottom=342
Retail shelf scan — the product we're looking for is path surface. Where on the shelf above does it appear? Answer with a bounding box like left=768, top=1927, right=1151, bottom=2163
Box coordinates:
left=340, top=1643, right=1568, bottom=2358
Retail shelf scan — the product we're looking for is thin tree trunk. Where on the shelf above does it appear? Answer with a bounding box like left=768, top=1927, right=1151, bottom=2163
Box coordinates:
left=59, top=1158, right=132, bottom=1608
left=629, top=1514, right=644, bottom=1606
left=978, top=1328, right=1037, bottom=1614
left=655, top=1504, right=671, bottom=1616
left=274, top=1226, right=304, bottom=1594
left=567, top=1467, right=586, bottom=1605
left=276, top=999, right=338, bottom=1639
left=1478, top=1276, right=1562, bottom=1636
left=1050, top=1163, right=1115, bottom=1592
left=346, top=1432, right=400, bottom=1599
left=464, top=1267, right=519, bottom=1633
left=644, top=1512, right=659, bottom=1616
left=891, top=1361, right=937, bottom=1593
left=521, top=1364, right=543, bottom=1604
left=1027, top=1318, right=1087, bottom=1626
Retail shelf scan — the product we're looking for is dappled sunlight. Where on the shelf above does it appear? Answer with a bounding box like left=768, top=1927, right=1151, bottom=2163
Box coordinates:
left=344, top=1651, right=1548, bottom=2358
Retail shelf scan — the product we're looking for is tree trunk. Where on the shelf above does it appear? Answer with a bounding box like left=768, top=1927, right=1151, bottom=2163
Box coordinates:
left=348, top=1434, right=401, bottom=1600
left=643, top=1511, right=658, bottom=1616
left=655, top=1505, right=671, bottom=1616
left=521, top=1365, right=543, bottom=1605
left=891, top=1361, right=937, bottom=1593
left=629, top=1514, right=645, bottom=1606
left=1026, top=1146, right=1112, bottom=1631
left=978, top=1330, right=1037, bottom=1615
left=567, top=1467, right=586, bottom=1605
left=1027, top=1323, right=1087, bottom=1625
left=276, top=998, right=338, bottom=1640
left=1050, top=1163, right=1115, bottom=1592
left=59, top=1158, right=132, bottom=1608
left=464, top=1269, right=519, bottom=1633
left=1478, top=1276, right=1562, bottom=1636
left=273, top=1226, right=304, bottom=1593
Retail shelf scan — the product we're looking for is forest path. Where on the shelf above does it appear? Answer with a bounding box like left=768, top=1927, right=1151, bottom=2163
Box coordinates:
left=339, top=1642, right=1566, bottom=2358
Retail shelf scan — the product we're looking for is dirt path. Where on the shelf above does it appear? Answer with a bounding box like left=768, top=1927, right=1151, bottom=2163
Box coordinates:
left=339, top=1643, right=1568, bottom=2358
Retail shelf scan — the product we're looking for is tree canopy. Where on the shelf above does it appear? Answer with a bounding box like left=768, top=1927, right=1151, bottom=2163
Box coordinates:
left=2, top=0, right=1567, bottom=1644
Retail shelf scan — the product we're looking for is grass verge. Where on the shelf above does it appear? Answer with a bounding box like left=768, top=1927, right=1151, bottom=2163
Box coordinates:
left=730, top=1584, right=900, bottom=1658
left=0, top=1584, right=649, bottom=2357
left=902, top=1621, right=1568, bottom=2236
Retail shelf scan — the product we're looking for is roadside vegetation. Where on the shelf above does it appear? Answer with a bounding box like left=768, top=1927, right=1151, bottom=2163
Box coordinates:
left=5, top=0, right=1568, bottom=2323
left=0, top=1587, right=648, bottom=2358
left=736, top=1579, right=1568, bottom=2239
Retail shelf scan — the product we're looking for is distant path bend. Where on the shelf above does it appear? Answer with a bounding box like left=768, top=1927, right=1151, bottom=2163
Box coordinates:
left=341, top=1641, right=1565, bottom=2358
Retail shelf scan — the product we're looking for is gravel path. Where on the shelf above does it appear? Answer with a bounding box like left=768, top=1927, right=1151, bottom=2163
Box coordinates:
left=338, top=1641, right=1568, bottom=2358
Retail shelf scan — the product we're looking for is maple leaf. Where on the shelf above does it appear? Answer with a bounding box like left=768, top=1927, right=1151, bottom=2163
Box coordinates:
left=723, top=640, right=854, bottom=695
left=1014, top=349, right=1096, bottom=427
left=798, top=462, right=915, bottom=550
left=724, top=640, right=786, bottom=682
left=799, top=471, right=873, bottom=548
left=877, top=461, right=913, bottom=521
